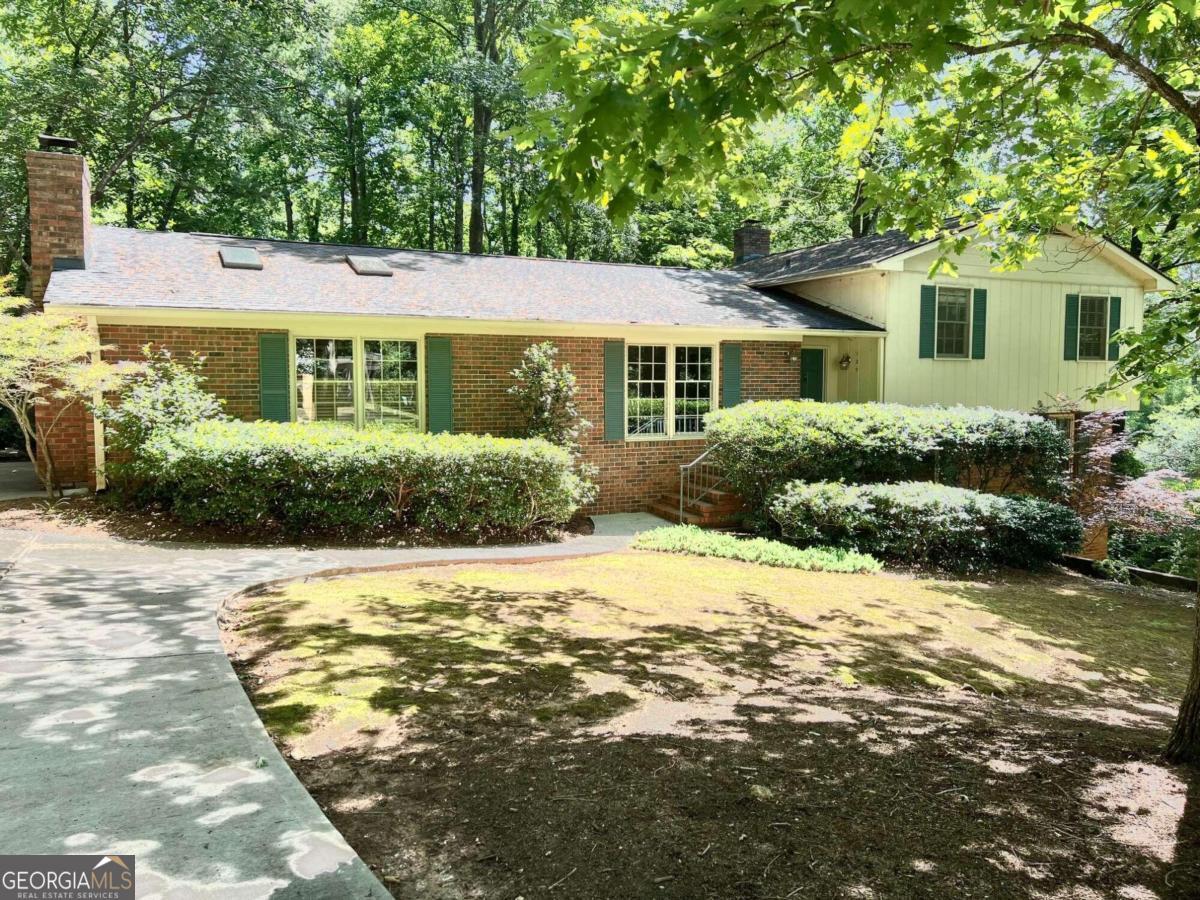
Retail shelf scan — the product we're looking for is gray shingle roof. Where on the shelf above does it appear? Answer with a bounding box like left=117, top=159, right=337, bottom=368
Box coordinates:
left=735, top=228, right=936, bottom=284
left=43, top=227, right=882, bottom=332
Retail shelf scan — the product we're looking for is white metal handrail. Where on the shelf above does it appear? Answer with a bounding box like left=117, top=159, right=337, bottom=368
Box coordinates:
left=679, top=448, right=727, bottom=521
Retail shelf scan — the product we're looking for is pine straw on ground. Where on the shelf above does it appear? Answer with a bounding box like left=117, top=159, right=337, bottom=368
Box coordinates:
left=222, top=552, right=1200, bottom=900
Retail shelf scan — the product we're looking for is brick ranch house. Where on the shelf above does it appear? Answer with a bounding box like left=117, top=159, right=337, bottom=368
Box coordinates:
left=27, top=143, right=1173, bottom=516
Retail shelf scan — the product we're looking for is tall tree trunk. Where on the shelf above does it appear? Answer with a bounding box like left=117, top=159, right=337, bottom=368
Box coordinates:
left=156, top=89, right=214, bottom=231
left=452, top=124, right=465, bottom=253
left=1165, top=553, right=1200, bottom=765
left=468, top=95, right=490, bottom=254
left=427, top=138, right=437, bottom=249
left=509, top=183, right=521, bottom=256
left=121, top=0, right=137, bottom=228
left=338, top=179, right=346, bottom=239
left=497, top=177, right=508, bottom=253
left=346, top=86, right=367, bottom=244
left=305, top=199, right=321, bottom=242
left=283, top=181, right=295, bottom=240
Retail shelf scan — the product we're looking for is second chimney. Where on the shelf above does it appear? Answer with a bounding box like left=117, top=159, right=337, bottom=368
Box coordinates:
left=26, top=135, right=91, bottom=306
left=732, top=219, right=770, bottom=264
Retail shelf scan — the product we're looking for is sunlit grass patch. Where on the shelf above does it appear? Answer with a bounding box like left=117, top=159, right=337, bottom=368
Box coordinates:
left=225, top=552, right=1192, bottom=761
left=223, top=552, right=1197, bottom=899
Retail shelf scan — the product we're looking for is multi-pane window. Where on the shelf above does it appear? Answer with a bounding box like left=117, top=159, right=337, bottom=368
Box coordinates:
left=674, top=346, right=712, bottom=434
left=1078, top=295, right=1109, bottom=361
left=364, top=339, right=419, bottom=430
left=935, top=286, right=971, bottom=358
left=626, top=344, right=715, bottom=438
left=295, top=338, right=355, bottom=423
left=627, top=344, right=667, bottom=436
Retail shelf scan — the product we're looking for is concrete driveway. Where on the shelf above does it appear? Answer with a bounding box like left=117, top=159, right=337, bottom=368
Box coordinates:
left=0, top=514, right=662, bottom=898
left=0, top=459, right=43, bottom=501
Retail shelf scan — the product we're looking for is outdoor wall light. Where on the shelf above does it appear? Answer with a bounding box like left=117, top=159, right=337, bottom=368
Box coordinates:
left=838, top=353, right=853, bottom=370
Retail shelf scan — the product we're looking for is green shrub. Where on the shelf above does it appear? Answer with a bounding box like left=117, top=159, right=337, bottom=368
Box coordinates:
left=1109, top=524, right=1200, bottom=579
left=507, top=341, right=591, bottom=449
left=136, top=420, right=595, bottom=537
left=100, top=347, right=227, bottom=453
left=769, top=481, right=1082, bottom=569
left=632, top=525, right=881, bottom=573
left=704, top=401, right=1070, bottom=518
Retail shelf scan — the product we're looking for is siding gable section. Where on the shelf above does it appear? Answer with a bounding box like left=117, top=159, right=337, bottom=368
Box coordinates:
left=900, top=234, right=1148, bottom=287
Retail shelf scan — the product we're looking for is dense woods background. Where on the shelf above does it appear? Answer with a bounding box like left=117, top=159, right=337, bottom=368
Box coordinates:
left=0, top=0, right=867, bottom=289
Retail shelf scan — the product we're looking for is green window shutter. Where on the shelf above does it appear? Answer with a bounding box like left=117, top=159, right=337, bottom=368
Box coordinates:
left=1107, top=295, right=1122, bottom=361
left=426, top=336, right=453, bottom=433
left=721, top=342, right=742, bottom=407
left=919, top=285, right=936, bottom=358
left=970, top=288, right=987, bottom=360
left=603, top=340, right=625, bottom=441
left=258, top=332, right=290, bottom=422
left=1064, top=294, right=1080, bottom=360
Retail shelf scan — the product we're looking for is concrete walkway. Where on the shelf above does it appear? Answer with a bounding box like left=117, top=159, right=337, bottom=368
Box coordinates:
left=0, top=514, right=664, bottom=898
left=0, top=459, right=43, bottom=501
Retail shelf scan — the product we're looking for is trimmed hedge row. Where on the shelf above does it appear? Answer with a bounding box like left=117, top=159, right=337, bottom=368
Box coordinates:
left=705, top=401, right=1070, bottom=515
left=136, top=420, right=594, bottom=536
left=770, top=481, right=1082, bottom=569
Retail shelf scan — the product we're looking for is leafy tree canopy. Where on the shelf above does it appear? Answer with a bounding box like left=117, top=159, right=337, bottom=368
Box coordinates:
left=525, top=1, right=1199, bottom=275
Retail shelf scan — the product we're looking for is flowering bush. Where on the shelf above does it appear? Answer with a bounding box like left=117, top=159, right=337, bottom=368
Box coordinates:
left=770, top=481, right=1082, bottom=569
left=136, top=420, right=595, bottom=537
left=705, top=401, right=1069, bottom=517
left=507, top=342, right=590, bottom=450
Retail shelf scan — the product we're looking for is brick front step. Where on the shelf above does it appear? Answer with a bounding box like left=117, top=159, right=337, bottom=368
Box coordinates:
left=648, top=493, right=743, bottom=527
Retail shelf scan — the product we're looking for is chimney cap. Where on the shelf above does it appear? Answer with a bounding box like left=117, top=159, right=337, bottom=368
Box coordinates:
left=37, top=134, right=79, bottom=151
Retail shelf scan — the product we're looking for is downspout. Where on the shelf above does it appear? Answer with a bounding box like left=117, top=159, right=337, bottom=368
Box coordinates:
left=87, top=315, right=107, bottom=491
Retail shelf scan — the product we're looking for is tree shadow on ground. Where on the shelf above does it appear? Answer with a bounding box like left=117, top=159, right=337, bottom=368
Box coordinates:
left=223, top=554, right=1200, bottom=899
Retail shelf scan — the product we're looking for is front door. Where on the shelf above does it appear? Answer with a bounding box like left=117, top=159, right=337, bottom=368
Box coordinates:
left=800, top=348, right=825, bottom=401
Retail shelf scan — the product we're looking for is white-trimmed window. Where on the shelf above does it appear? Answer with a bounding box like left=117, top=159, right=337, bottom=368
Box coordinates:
left=626, top=343, right=715, bottom=438
left=364, top=339, right=419, bottom=430
left=1077, top=294, right=1109, bottom=361
left=935, top=286, right=971, bottom=359
left=674, top=346, right=713, bottom=434
left=295, top=337, right=355, bottom=423
left=627, top=344, right=667, bottom=436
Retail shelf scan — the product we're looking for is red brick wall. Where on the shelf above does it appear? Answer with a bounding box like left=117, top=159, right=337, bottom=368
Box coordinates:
left=432, top=333, right=802, bottom=513
left=741, top=341, right=802, bottom=402
left=26, top=150, right=91, bottom=307
left=37, top=397, right=94, bottom=487
left=97, top=324, right=276, bottom=420
left=44, top=325, right=801, bottom=512
left=41, top=324, right=281, bottom=488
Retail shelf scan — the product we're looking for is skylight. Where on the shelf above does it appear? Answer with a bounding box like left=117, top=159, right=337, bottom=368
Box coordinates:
left=346, top=254, right=393, bottom=277
left=219, top=246, right=262, bottom=270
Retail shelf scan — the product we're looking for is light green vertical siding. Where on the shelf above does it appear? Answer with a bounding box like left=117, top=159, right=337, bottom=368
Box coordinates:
left=879, top=234, right=1145, bottom=412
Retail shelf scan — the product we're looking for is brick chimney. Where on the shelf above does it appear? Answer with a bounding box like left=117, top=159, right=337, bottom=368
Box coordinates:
left=732, top=219, right=771, bottom=264
left=26, top=135, right=91, bottom=306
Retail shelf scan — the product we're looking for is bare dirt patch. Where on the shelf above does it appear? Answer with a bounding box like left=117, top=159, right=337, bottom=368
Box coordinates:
left=222, top=552, right=1200, bottom=899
